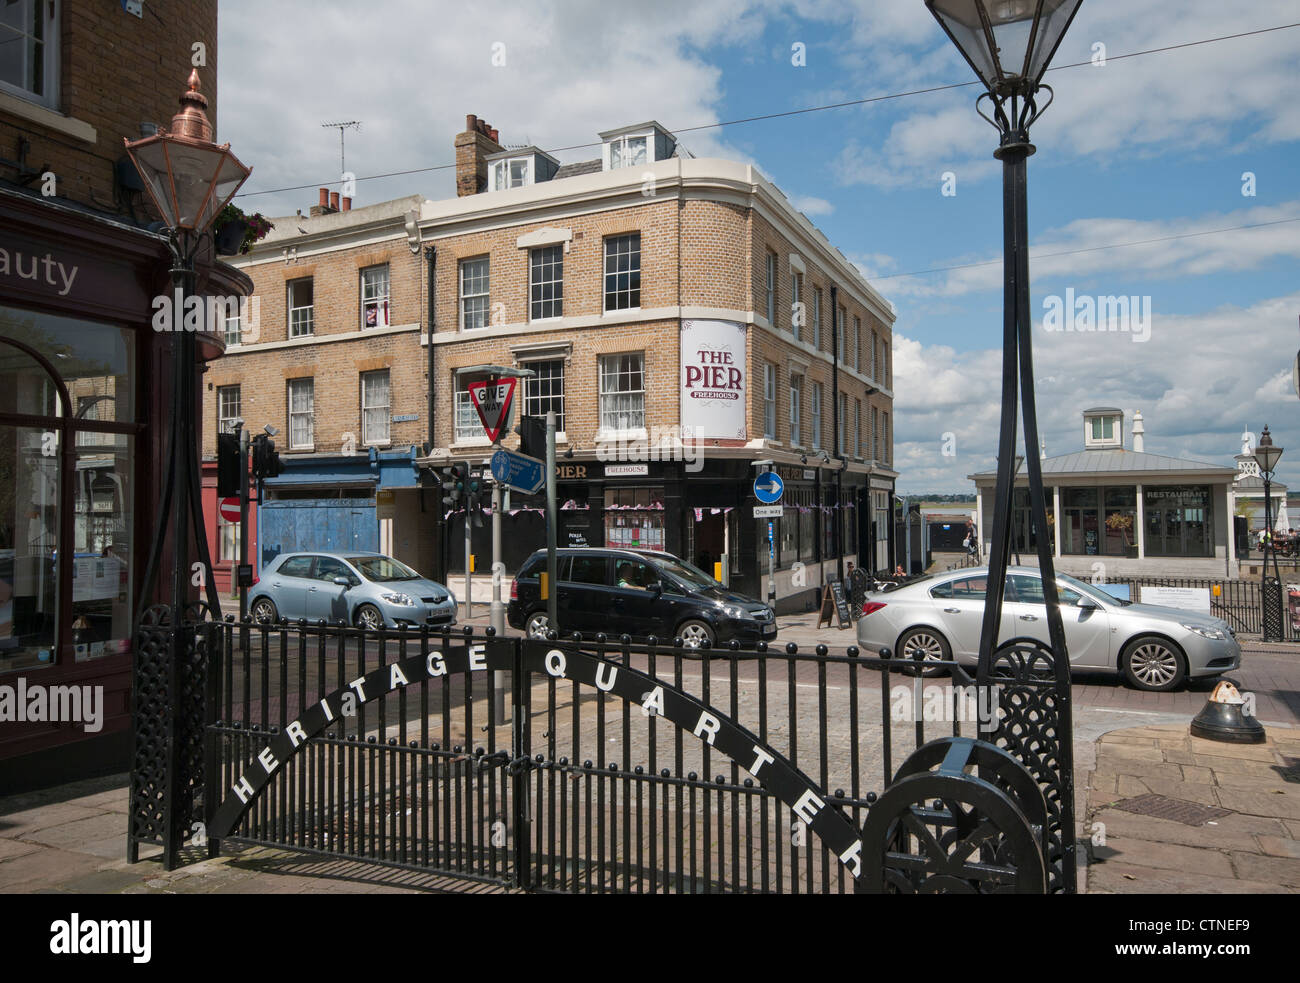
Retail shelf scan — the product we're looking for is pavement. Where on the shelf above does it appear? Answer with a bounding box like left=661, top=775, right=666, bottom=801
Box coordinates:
left=3, top=603, right=1297, bottom=894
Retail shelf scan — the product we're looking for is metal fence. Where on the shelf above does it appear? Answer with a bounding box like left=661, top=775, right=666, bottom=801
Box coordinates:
left=1094, top=576, right=1300, bottom=641
left=130, top=619, right=1076, bottom=893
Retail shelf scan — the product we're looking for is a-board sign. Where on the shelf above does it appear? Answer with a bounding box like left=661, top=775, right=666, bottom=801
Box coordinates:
left=817, top=579, right=851, bottom=629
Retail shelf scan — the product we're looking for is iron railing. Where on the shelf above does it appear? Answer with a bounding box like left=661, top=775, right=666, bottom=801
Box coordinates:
left=125, top=619, right=1079, bottom=893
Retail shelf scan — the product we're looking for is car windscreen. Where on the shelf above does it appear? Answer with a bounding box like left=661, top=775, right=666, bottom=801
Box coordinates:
left=347, top=555, right=420, bottom=582
left=645, top=554, right=717, bottom=590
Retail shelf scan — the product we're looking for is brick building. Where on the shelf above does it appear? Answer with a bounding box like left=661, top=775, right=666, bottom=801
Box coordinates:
left=214, top=114, right=897, bottom=609
left=0, top=1, right=250, bottom=787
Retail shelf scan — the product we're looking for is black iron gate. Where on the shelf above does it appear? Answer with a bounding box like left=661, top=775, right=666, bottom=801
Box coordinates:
left=129, top=620, right=1076, bottom=893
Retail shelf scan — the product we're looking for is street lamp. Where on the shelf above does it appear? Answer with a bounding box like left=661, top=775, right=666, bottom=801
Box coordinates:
left=926, top=0, right=1082, bottom=889
left=1254, top=425, right=1285, bottom=641
left=125, top=70, right=252, bottom=623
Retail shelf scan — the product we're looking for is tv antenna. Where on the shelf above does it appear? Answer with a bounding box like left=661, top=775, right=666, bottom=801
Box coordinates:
left=321, top=120, right=362, bottom=176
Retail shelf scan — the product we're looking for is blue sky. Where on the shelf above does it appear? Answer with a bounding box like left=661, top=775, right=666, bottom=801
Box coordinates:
left=220, top=1, right=1300, bottom=495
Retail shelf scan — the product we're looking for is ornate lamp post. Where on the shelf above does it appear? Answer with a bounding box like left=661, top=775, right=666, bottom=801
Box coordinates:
left=925, top=0, right=1083, bottom=891
left=125, top=70, right=251, bottom=623
left=1254, top=426, right=1284, bottom=641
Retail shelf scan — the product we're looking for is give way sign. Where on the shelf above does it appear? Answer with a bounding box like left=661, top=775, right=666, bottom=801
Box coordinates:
left=468, top=377, right=518, bottom=442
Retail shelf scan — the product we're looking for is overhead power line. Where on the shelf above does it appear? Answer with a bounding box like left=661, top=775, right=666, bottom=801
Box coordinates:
left=234, top=21, right=1300, bottom=200
left=871, top=217, right=1300, bottom=281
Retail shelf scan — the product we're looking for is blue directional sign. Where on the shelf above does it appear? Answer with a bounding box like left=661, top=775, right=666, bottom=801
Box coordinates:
left=753, top=471, right=784, bottom=504
left=491, top=449, right=546, bottom=494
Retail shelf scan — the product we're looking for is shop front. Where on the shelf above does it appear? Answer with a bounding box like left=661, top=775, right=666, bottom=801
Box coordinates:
left=0, top=187, right=248, bottom=787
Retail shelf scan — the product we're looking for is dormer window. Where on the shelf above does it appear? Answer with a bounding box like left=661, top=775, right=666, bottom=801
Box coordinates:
left=599, top=122, right=676, bottom=172
left=492, top=157, right=531, bottom=190
left=487, top=147, right=559, bottom=191
left=609, top=134, right=648, bottom=169
left=1083, top=407, right=1125, bottom=450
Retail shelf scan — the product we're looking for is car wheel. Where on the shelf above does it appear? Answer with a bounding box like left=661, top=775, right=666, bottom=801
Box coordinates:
left=525, top=611, right=552, bottom=639
left=251, top=598, right=278, bottom=624
left=1121, top=635, right=1186, bottom=691
left=678, top=620, right=716, bottom=649
left=353, top=604, right=385, bottom=631
left=895, top=627, right=953, bottom=677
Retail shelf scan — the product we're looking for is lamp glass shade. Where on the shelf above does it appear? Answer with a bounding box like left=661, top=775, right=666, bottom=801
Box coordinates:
left=125, top=134, right=251, bottom=233
left=1254, top=440, right=1283, bottom=475
left=927, top=0, right=1083, bottom=94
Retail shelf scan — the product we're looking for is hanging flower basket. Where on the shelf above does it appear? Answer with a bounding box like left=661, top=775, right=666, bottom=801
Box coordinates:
left=213, top=204, right=275, bottom=255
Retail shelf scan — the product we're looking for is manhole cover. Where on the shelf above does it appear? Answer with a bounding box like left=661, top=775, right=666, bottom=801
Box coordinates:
left=1113, top=793, right=1231, bottom=826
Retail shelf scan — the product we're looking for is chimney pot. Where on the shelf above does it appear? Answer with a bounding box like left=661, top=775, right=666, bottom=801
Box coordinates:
left=489, top=127, right=499, bottom=142
left=329, top=191, right=340, bottom=210
left=466, top=114, right=477, bottom=131
left=319, top=188, right=329, bottom=207
left=341, top=196, right=351, bottom=211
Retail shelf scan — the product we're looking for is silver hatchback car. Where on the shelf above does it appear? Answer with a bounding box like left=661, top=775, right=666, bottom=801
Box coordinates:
left=856, top=566, right=1241, bottom=692
left=248, top=551, right=457, bottom=630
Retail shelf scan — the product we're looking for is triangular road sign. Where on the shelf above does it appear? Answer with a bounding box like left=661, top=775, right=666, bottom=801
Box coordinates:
left=468, top=377, right=518, bottom=442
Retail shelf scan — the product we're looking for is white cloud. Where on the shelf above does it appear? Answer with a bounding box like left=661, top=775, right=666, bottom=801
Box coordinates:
left=873, top=200, right=1300, bottom=299
left=894, top=291, right=1300, bottom=492
left=789, top=194, right=834, bottom=216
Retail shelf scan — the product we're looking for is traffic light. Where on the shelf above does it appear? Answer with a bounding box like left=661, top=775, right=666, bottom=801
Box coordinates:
left=216, top=432, right=241, bottom=497
left=440, top=462, right=467, bottom=507
left=516, top=415, right=545, bottom=459
left=251, top=434, right=283, bottom=481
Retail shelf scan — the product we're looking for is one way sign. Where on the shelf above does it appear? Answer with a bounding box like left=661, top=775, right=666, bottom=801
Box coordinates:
left=468, top=378, right=518, bottom=442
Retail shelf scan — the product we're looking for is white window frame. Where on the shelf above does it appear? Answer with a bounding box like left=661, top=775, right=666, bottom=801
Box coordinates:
left=492, top=156, right=533, bottom=190
left=287, top=378, right=314, bottom=450
left=529, top=245, right=564, bottom=321
left=855, top=399, right=862, bottom=458
left=883, top=411, right=890, bottom=464
left=523, top=358, right=566, bottom=435
left=791, top=273, right=802, bottom=339
left=765, top=252, right=776, bottom=325
left=853, top=316, right=861, bottom=373
left=453, top=373, right=491, bottom=445
left=605, top=133, right=651, bottom=170
left=789, top=374, right=802, bottom=447
left=872, top=405, right=879, bottom=462
left=361, top=265, right=390, bottom=329
left=287, top=278, right=314, bottom=338
left=361, top=370, right=390, bottom=446
left=217, top=385, right=241, bottom=435
left=811, top=381, right=822, bottom=450
left=763, top=363, right=776, bottom=440
left=839, top=392, right=847, bottom=455
left=224, top=305, right=241, bottom=347
left=598, top=353, right=646, bottom=436
left=0, top=0, right=58, bottom=110
left=460, top=257, right=490, bottom=330
left=812, top=288, right=822, bottom=350
left=603, top=233, right=641, bottom=312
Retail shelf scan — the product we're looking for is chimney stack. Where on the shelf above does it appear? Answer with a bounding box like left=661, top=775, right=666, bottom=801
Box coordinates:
left=310, top=186, right=341, bottom=218
left=455, top=113, right=504, bottom=196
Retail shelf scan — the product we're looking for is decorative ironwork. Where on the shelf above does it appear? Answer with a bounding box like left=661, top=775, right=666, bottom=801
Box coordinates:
left=127, top=620, right=212, bottom=869
left=1262, top=576, right=1284, bottom=643
left=989, top=637, right=1074, bottom=892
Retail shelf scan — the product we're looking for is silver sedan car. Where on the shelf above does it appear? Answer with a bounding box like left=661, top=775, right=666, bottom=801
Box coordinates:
left=856, top=566, right=1241, bottom=692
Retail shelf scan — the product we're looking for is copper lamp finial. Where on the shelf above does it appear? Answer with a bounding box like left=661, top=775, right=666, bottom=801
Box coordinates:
left=171, top=68, right=212, bottom=142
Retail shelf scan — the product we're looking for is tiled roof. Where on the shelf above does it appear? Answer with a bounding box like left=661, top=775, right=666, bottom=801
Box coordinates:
left=554, top=159, right=602, bottom=179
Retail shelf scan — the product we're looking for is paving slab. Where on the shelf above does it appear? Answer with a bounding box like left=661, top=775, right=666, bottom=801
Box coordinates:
left=1089, top=807, right=1283, bottom=854
left=1092, top=838, right=1235, bottom=877
left=1229, top=851, right=1300, bottom=887
left=1256, top=835, right=1300, bottom=859
left=1088, top=862, right=1293, bottom=894
left=0, top=803, right=106, bottom=838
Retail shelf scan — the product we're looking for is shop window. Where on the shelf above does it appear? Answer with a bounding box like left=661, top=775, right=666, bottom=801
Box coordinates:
left=604, top=486, right=664, bottom=550
left=1143, top=485, right=1212, bottom=557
